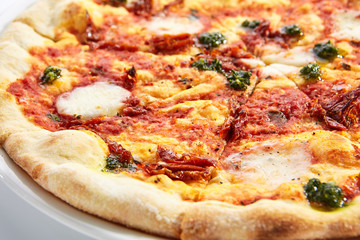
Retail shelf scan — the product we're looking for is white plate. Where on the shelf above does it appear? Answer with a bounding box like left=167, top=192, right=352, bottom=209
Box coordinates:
left=0, top=1, right=163, bottom=239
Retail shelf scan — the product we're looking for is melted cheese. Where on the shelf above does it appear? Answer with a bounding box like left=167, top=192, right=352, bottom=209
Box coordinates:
left=262, top=46, right=316, bottom=66
left=259, top=66, right=285, bottom=79
left=225, top=140, right=312, bottom=188
left=146, top=16, right=204, bottom=35
left=297, top=13, right=324, bottom=44
left=331, top=10, right=360, bottom=41
left=256, top=78, right=296, bottom=90
left=158, top=100, right=229, bottom=126
left=110, top=133, right=213, bottom=164
left=44, top=68, right=79, bottom=95
left=56, top=82, right=130, bottom=119
left=239, top=58, right=265, bottom=68
left=269, top=64, right=300, bottom=75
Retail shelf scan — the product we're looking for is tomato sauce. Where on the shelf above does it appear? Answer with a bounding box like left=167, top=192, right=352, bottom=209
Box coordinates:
left=342, top=174, right=360, bottom=202
left=228, top=87, right=322, bottom=141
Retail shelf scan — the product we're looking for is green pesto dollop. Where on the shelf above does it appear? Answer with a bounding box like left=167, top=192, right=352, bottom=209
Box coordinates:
left=282, top=24, right=303, bottom=38
left=191, top=58, right=251, bottom=91
left=241, top=19, right=261, bottom=29
left=300, top=64, right=322, bottom=81
left=191, top=58, right=224, bottom=74
left=304, top=178, right=345, bottom=209
left=226, top=70, right=251, bottom=91
left=198, top=32, right=227, bottom=49
left=41, top=66, right=62, bottom=84
left=105, top=156, right=121, bottom=170
left=105, top=156, right=136, bottom=172
left=313, top=41, right=339, bottom=60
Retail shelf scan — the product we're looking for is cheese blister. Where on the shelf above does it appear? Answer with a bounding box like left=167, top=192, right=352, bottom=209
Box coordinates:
left=225, top=140, right=312, bottom=188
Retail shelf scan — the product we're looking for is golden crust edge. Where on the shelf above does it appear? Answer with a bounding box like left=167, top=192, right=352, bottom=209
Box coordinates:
left=4, top=130, right=360, bottom=240
left=0, top=17, right=56, bottom=143
left=13, top=0, right=85, bottom=40
left=180, top=200, right=360, bottom=240
left=3, top=130, right=184, bottom=238
left=0, top=91, right=42, bottom=144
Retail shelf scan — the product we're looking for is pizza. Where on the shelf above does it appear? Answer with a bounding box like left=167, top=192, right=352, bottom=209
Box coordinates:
left=2, top=0, right=360, bottom=239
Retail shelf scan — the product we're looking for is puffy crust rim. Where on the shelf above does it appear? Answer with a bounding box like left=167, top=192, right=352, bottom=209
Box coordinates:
left=4, top=129, right=360, bottom=240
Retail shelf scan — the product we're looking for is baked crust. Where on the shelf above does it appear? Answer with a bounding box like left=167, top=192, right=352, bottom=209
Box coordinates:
left=0, top=90, right=41, bottom=143
left=2, top=0, right=360, bottom=239
left=3, top=130, right=184, bottom=238
left=5, top=129, right=360, bottom=240
left=14, top=0, right=85, bottom=40
left=181, top=199, right=360, bottom=240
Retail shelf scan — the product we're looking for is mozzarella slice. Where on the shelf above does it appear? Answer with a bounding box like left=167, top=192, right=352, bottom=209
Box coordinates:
left=146, top=16, right=204, bottom=35
left=225, top=140, right=312, bottom=188
left=269, top=63, right=300, bottom=75
left=259, top=66, right=285, bottom=78
left=56, top=82, right=130, bottom=120
left=331, top=10, right=360, bottom=41
left=262, top=46, right=316, bottom=66
left=239, top=58, right=265, bottom=68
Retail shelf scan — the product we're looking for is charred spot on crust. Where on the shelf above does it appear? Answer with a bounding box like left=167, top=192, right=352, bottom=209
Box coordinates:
left=31, top=164, right=45, bottom=180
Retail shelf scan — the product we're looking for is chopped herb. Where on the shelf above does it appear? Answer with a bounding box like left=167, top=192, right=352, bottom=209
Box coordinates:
left=178, top=77, right=193, bottom=84
left=105, top=156, right=136, bottom=172
left=300, top=64, right=322, bottom=81
left=313, top=41, right=339, bottom=60
left=191, top=58, right=224, bottom=74
left=41, top=66, right=62, bottom=84
left=241, top=19, right=261, bottom=29
left=226, top=70, right=251, bottom=91
left=192, top=59, right=251, bottom=91
left=282, top=24, right=303, bottom=38
left=105, top=156, right=121, bottom=170
left=341, top=62, right=351, bottom=71
left=208, top=58, right=224, bottom=74
left=46, top=113, right=60, bottom=122
left=198, top=32, right=227, bottom=48
left=304, top=178, right=345, bottom=209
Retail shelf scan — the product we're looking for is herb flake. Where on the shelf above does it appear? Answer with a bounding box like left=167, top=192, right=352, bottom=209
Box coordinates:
left=198, top=32, right=227, bottom=49
left=46, top=113, right=61, bottom=122
left=241, top=19, right=261, bottom=29
left=41, top=66, right=62, bottom=84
